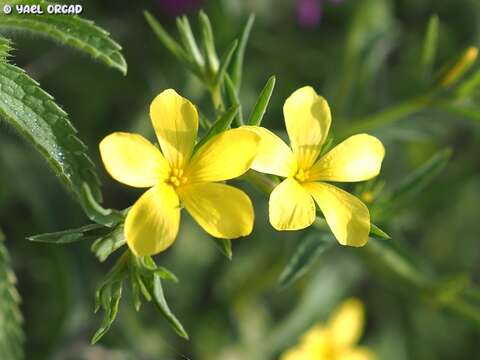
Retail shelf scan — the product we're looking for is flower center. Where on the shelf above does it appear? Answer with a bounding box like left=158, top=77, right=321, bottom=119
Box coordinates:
left=167, top=168, right=188, bottom=188
left=294, top=168, right=310, bottom=183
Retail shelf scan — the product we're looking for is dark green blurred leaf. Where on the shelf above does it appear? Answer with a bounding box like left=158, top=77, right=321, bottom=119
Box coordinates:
left=231, top=14, right=255, bottom=91
left=248, top=76, right=276, bottom=126
left=421, top=14, right=439, bottom=81
left=456, top=68, right=480, bottom=97
left=278, top=233, right=334, bottom=289
left=0, top=0, right=127, bottom=74
left=194, top=104, right=239, bottom=152
left=28, top=223, right=105, bottom=244
left=212, top=238, right=233, bottom=260
left=381, top=148, right=452, bottom=210
left=0, top=229, right=24, bottom=360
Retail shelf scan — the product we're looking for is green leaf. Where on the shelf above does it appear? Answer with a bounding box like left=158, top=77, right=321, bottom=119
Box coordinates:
left=194, top=104, right=239, bottom=152
left=0, top=61, right=122, bottom=226
left=214, top=40, right=238, bottom=88
left=278, top=233, right=334, bottom=289
left=231, top=14, right=255, bottom=91
left=382, top=148, right=452, bottom=209
left=144, top=11, right=192, bottom=68
left=421, top=14, right=439, bottom=81
left=150, top=274, right=188, bottom=339
left=224, top=74, right=243, bottom=126
left=370, top=223, right=391, bottom=240
left=211, top=238, right=233, bottom=260
left=199, top=10, right=219, bottom=74
left=0, top=0, right=127, bottom=75
left=28, top=224, right=105, bottom=244
left=456, top=68, right=480, bottom=98
left=176, top=16, right=204, bottom=68
left=247, top=75, right=276, bottom=126
left=0, top=36, right=13, bottom=61
left=90, top=225, right=126, bottom=262
left=0, top=229, right=24, bottom=360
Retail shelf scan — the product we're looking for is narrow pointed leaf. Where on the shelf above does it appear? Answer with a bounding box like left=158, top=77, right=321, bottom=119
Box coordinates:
left=231, top=14, right=255, bottom=91
left=144, top=11, right=192, bottom=66
left=382, top=148, right=452, bottom=208
left=0, top=0, right=126, bottom=74
left=278, top=233, right=334, bottom=289
left=176, top=16, right=204, bottom=68
left=28, top=224, right=105, bottom=244
left=91, top=281, right=123, bottom=344
left=194, top=104, right=239, bottom=152
left=421, top=14, right=439, bottom=81
left=225, top=74, right=243, bottom=125
left=214, top=40, right=238, bottom=88
left=247, top=75, right=276, bottom=126
left=370, top=223, right=391, bottom=240
left=0, top=37, right=13, bottom=61
left=212, top=238, right=233, bottom=260
left=199, top=10, right=219, bottom=74
left=151, top=274, right=189, bottom=339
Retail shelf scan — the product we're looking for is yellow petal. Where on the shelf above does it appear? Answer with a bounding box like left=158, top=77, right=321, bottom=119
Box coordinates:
left=280, top=348, right=312, bottom=360
left=99, top=132, right=170, bottom=188
left=186, top=128, right=259, bottom=183
left=328, top=298, right=365, bottom=348
left=283, top=86, right=331, bottom=169
left=125, top=183, right=180, bottom=256
left=339, top=348, right=376, bottom=360
left=242, top=126, right=297, bottom=177
left=150, top=89, right=198, bottom=169
left=304, top=182, right=370, bottom=246
left=178, top=182, right=254, bottom=238
left=269, top=178, right=316, bottom=231
left=310, top=134, right=385, bottom=182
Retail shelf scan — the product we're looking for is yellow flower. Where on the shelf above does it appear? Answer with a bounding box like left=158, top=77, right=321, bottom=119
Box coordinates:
left=99, top=89, right=260, bottom=256
left=281, top=299, right=375, bottom=360
left=245, top=86, right=385, bottom=246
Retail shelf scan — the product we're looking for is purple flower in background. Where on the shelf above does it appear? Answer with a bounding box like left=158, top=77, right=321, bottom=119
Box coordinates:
left=296, top=0, right=344, bottom=28
left=158, top=0, right=202, bottom=17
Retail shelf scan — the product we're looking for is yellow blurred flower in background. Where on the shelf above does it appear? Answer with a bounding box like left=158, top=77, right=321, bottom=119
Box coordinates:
left=245, top=86, right=385, bottom=246
left=281, top=298, right=375, bottom=360
left=99, top=89, right=260, bottom=256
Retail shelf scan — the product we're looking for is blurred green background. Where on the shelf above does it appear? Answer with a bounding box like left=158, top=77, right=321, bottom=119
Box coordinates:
left=1, top=0, right=480, bottom=359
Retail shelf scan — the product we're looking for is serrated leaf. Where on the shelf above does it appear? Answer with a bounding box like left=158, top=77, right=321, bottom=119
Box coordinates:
left=0, top=36, right=13, bottom=61
left=0, top=229, right=24, bottom=360
left=0, top=0, right=127, bottom=74
left=151, top=274, right=189, bottom=339
left=91, top=280, right=123, bottom=344
left=231, top=14, right=255, bottom=91
left=28, top=223, right=105, bottom=244
left=278, top=233, right=334, bottom=289
left=194, top=104, right=239, bottom=152
left=0, top=61, right=122, bottom=226
left=247, top=75, right=276, bottom=126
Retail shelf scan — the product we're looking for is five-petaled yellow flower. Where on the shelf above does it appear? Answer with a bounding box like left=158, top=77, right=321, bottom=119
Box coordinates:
left=245, top=86, right=385, bottom=246
left=100, top=89, right=260, bottom=256
left=281, top=298, right=375, bottom=360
